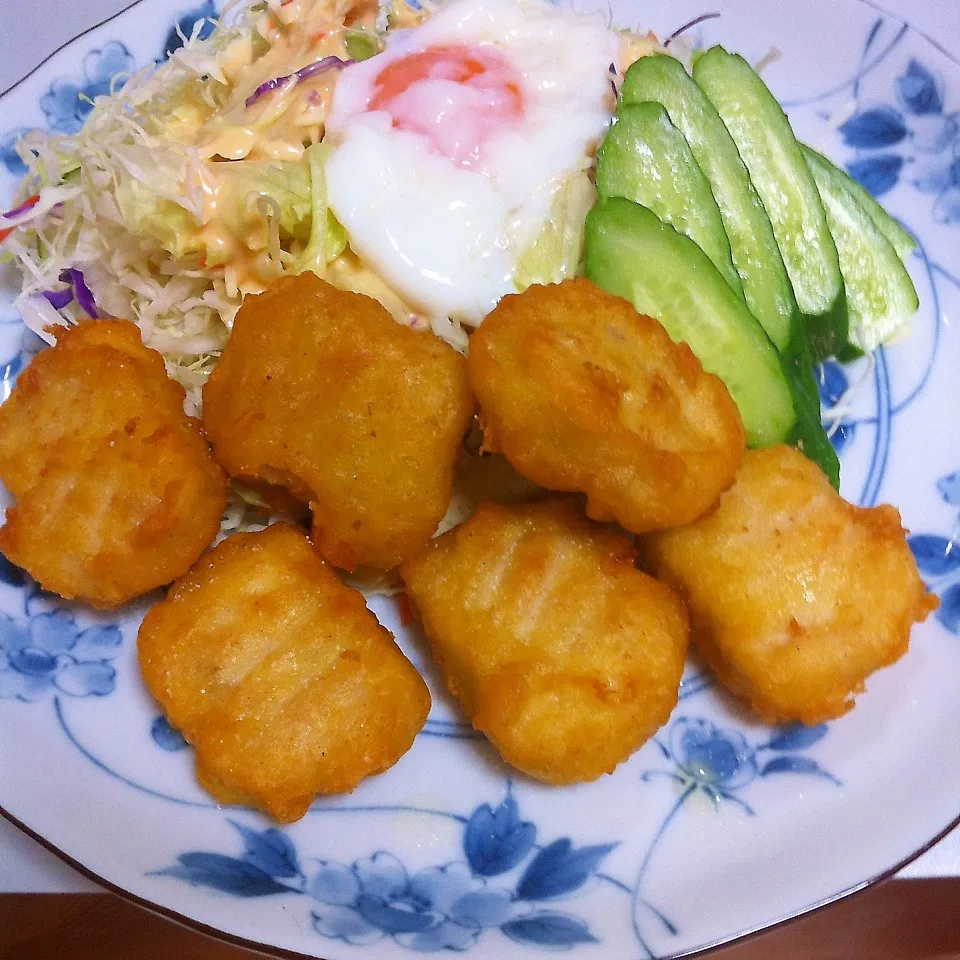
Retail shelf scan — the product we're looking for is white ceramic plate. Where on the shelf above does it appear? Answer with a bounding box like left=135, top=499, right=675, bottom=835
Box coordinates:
left=1, top=0, right=959, bottom=956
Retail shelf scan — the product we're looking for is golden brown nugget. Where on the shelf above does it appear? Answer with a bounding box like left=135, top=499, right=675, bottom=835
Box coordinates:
left=0, top=321, right=226, bottom=608
left=138, top=523, right=430, bottom=823
left=643, top=445, right=938, bottom=725
left=202, top=273, right=473, bottom=571
left=401, top=500, right=688, bottom=784
left=467, top=278, right=746, bottom=533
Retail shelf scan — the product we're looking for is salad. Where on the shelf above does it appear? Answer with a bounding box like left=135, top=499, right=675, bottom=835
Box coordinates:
left=2, top=0, right=407, bottom=411
left=0, top=0, right=673, bottom=414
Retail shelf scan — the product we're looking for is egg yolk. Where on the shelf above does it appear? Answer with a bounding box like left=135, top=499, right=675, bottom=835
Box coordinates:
left=367, top=44, right=525, bottom=168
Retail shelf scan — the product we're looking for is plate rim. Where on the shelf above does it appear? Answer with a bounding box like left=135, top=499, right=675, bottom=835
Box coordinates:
left=3, top=800, right=958, bottom=959
left=0, top=0, right=958, bottom=957
left=3, top=0, right=958, bottom=102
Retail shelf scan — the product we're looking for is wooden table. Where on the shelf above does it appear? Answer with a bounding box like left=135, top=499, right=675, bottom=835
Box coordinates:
left=1, top=879, right=959, bottom=959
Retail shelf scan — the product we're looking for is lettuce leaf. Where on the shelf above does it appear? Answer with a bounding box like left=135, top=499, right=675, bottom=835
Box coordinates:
left=113, top=151, right=327, bottom=261
left=294, top=143, right=347, bottom=276
left=113, top=177, right=202, bottom=258
left=216, top=156, right=313, bottom=240
left=514, top=173, right=597, bottom=290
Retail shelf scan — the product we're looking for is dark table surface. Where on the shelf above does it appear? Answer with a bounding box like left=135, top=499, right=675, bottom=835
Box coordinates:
left=1, top=879, right=959, bottom=960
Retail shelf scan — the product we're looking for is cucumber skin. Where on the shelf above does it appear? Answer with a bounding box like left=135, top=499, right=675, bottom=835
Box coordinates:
left=584, top=197, right=796, bottom=449
left=809, top=283, right=856, bottom=364
left=596, top=102, right=744, bottom=296
left=780, top=317, right=841, bottom=489
left=621, top=53, right=796, bottom=352
left=693, top=47, right=851, bottom=363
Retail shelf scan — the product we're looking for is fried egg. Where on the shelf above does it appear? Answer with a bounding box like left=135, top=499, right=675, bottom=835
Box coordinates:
left=324, top=0, right=618, bottom=328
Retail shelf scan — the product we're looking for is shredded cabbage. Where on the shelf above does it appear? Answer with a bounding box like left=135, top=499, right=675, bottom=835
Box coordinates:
left=2, top=0, right=391, bottom=410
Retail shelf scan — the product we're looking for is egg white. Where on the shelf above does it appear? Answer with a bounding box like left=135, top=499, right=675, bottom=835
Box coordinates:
left=324, top=0, right=618, bottom=328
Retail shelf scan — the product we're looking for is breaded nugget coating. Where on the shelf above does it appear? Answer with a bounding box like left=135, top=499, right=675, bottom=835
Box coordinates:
left=401, top=500, right=688, bottom=784
left=0, top=321, right=226, bottom=608
left=643, top=445, right=937, bottom=725
left=202, top=273, right=473, bottom=571
left=138, top=523, right=430, bottom=822
left=467, top=278, right=746, bottom=533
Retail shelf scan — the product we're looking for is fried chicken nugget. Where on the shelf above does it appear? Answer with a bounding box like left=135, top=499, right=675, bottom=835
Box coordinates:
left=467, top=278, right=746, bottom=533
left=138, top=523, right=430, bottom=822
left=202, top=273, right=473, bottom=571
left=642, top=445, right=938, bottom=725
left=401, top=500, right=689, bottom=784
left=0, top=321, right=226, bottom=608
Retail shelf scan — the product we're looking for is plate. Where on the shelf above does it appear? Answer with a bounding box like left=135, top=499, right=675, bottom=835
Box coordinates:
left=1, top=0, right=959, bottom=956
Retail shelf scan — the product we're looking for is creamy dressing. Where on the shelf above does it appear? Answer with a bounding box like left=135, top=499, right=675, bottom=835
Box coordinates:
left=192, top=6, right=359, bottom=162
left=144, top=0, right=385, bottom=293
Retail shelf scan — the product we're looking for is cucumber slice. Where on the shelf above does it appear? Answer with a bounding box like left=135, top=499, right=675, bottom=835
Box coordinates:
left=621, top=54, right=796, bottom=351
left=804, top=146, right=919, bottom=352
left=801, top=144, right=916, bottom=262
left=616, top=57, right=839, bottom=485
left=693, top=47, right=849, bottom=361
left=596, top=102, right=743, bottom=296
left=584, top=196, right=795, bottom=448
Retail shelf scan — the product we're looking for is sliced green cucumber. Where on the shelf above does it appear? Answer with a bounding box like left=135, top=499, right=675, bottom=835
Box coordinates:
left=596, top=102, right=743, bottom=296
left=620, top=53, right=797, bottom=352
left=615, top=56, right=839, bottom=485
left=693, top=47, right=849, bottom=361
left=801, top=144, right=916, bottom=262
left=584, top=196, right=795, bottom=448
left=804, top=145, right=919, bottom=352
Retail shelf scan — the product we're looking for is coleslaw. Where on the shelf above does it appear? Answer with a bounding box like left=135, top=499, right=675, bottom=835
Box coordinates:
left=0, top=0, right=423, bottom=412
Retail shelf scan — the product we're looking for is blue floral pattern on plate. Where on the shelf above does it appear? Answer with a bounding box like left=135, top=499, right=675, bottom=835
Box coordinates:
left=40, top=40, right=136, bottom=135
left=0, top=129, right=30, bottom=177
left=156, top=789, right=612, bottom=952
left=628, top=716, right=839, bottom=955
left=149, top=714, right=840, bottom=956
left=909, top=469, right=960, bottom=633
left=0, top=581, right=122, bottom=701
left=841, top=55, right=959, bottom=222
left=645, top=717, right=838, bottom=813
left=150, top=714, right=190, bottom=751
